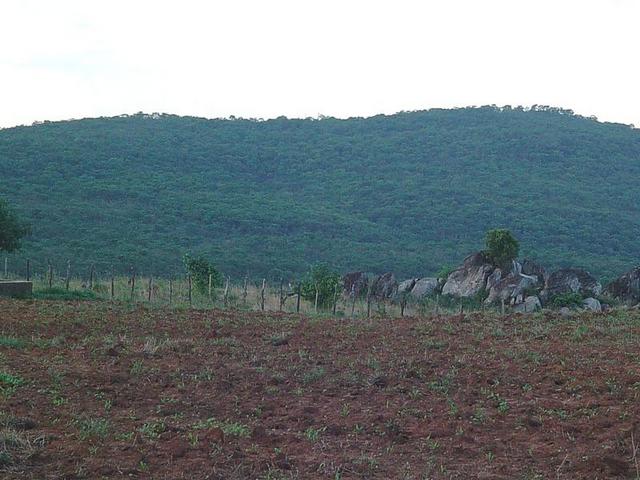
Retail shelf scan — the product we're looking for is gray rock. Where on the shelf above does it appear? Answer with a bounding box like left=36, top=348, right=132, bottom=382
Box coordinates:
left=397, top=278, right=417, bottom=295
left=485, top=274, right=538, bottom=305
left=521, top=259, right=548, bottom=285
left=514, top=296, right=542, bottom=313
left=442, top=252, right=495, bottom=298
left=343, top=272, right=368, bottom=297
left=410, top=277, right=439, bottom=299
left=370, top=272, right=398, bottom=299
left=582, top=297, right=602, bottom=312
left=603, top=266, right=640, bottom=305
left=486, top=269, right=503, bottom=291
left=540, top=268, right=602, bottom=303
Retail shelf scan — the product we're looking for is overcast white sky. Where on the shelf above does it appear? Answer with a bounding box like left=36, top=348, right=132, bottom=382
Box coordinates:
left=1, top=0, right=639, bottom=128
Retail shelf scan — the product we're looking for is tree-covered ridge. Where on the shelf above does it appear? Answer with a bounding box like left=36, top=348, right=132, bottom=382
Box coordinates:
left=1, top=106, right=638, bottom=281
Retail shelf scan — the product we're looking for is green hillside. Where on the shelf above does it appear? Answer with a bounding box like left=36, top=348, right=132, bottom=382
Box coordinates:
left=1, top=106, right=639, bottom=281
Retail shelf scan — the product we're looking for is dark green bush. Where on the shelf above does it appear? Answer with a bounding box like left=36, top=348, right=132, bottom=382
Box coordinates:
left=549, top=292, right=584, bottom=308
left=300, top=263, right=341, bottom=309
left=485, top=229, right=519, bottom=269
left=183, top=254, right=222, bottom=295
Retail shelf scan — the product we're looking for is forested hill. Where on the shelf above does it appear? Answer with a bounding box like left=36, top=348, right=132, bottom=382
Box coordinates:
left=1, top=106, right=639, bottom=281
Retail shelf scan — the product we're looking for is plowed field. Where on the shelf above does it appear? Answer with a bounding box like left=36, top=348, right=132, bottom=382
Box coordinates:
left=1, top=299, right=639, bottom=479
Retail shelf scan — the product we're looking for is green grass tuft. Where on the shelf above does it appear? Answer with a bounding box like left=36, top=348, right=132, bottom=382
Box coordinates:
left=32, top=287, right=99, bottom=301
left=0, top=337, right=27, bottom=349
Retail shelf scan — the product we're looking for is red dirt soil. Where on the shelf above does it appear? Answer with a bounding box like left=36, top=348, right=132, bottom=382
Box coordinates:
left=1, top=299, right=639, bottom=479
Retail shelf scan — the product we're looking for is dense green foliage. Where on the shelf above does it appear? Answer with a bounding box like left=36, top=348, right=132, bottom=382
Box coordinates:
left=549, top=292, right=586, bottom=309
left=1, top=106, right=639, bottom=281
left=183, top=254, right=222, bottom=295
left=32, top=287, right=99, bottom=301
left=485, top=229, right=519, bottom=269
left=0, top=199, right=29, bottom=253
left=300, top=263, right=341, bottom=308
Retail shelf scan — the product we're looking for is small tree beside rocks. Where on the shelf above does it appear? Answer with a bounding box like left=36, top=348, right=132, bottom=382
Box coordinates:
left=301, top=263, right=341, bottom=309
left=485, top=229, right=519, bottom=269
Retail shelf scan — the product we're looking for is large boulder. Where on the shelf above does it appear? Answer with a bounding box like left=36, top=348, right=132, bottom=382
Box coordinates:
left=540, top=268, right=602, bottom=303
left=370, top=272, right=398, bottom=299
left=343, top=272, right=368, bottom=297
left=485, top=273, right=539, bottom=305
left=486, top=268, right=503, bottom=291
left=521, top=259, right=548, bottom=285
left=603, top=266, right=640, bottom=305
left=442, top=252, right=495, bottom=298
left=397, top=278, right=417, bottom=296
left=582, top=297, right=602, bottom=312
left=410, top=277, right=439, bottom=299
left=513, top=295, right=542, bottom=313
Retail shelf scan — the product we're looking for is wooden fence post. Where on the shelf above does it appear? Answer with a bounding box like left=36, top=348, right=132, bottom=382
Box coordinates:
left=169, top=278, right=173, bottom=306
left=279, top=278, right=284, bottom=312
left=366, top=284, right=372, bottom=319
left=26, top=259, right=30, bottom=282
left=400, top=294, right=406, bottom=317
left=110, top=266, right=115, bottom=300
left=242, top=275, right=248, bottom=306
left=296, top=282, right=301, bottom=313
left=148, top=275, right=153, bottom=302
left=350, top=285, right=356, bottom=318
left=188, top=274, right=192, bottom=306
left=65, top=260, right=71, bottom=291
left=4, top=257, right=7, bottom=279
left=89, top=264, right=95, bottom=290
left=314, top=282, right=319, bottom=314
left=223, top=276, right=230, bottom=307
left=260, top=279, right=266, bottom=311
left=48, top=262, right=53, bottom=288
left=130, top=267, right=136, bottom=301
left=208, top=273, right=212, bottom=301
left=332, top=283, right=338, bottom=316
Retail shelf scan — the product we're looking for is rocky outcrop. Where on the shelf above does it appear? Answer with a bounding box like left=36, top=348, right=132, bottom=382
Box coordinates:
left=521, top=259, right=548, bottom=285
left=485, top=273, right=538, bottom=305
left=397, top=278, right=417, bottom=296
left=486, top=269, right=503, bottom=292
left=370, top=272, right=398, bottom=299
left=603, top=266, right=640, bottom=305
left=484, top=260, right=545, bottom=306
left=513, top=295, right=542, bottom=313
left=410, top=278, right=439, bottom=299
left=442, top=252, right=495, bottom=298
left=343, top=272, right=368, bottom=297
left=582, top=297, right=602, bottom=312
left=540, top=268, right=602, bottom=303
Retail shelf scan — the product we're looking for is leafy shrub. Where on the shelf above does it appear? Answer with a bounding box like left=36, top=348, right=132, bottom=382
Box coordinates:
left=485, top=229, right=519, bottom=269
left=435, top=265, right=455, bottom=280
left=183, top=254, right=222, bottom=295
left=300, top=263, right=341, bottom=309
left=549, top=292, right=584, bottom=308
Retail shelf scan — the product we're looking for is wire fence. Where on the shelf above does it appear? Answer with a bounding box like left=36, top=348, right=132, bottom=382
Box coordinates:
left=1, top=257, right=498, bottom=317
